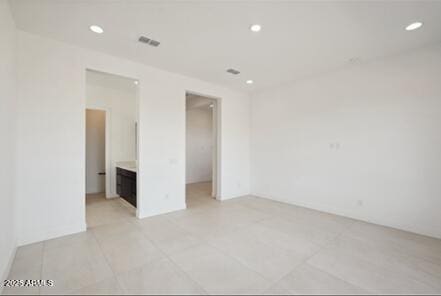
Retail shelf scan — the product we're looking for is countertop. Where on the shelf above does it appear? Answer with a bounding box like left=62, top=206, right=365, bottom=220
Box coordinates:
left=116, top=161, right=137, bottom=173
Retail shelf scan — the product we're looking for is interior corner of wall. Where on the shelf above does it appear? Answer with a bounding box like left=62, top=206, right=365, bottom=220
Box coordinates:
left=17, top=222, right=87, bottom=247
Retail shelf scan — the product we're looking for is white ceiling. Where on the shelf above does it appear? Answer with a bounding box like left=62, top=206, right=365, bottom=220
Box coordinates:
left=10, top=0, right=441, bottom=92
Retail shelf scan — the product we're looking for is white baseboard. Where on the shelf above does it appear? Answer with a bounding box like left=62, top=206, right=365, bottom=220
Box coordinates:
left=137, top=203, right=186, bottom=220
left=252, top=191, right=441, bottom=240
left=18, top=222, right=87, bottom=246
left=217, top=191, right=251, bottom=201
left=106, top=194, right=119, bottom=199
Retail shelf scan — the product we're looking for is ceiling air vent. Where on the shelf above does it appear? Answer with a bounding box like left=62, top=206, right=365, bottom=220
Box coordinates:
left=226, top=68, right=240, bottom=75
left=139, top=36, right=160, bottom=47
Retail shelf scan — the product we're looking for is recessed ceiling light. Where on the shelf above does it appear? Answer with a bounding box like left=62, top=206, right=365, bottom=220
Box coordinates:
left=250, top=24, right=262, bottom=32
left=405, top=22, right=423, bottom=31
left=134, top=80, right=139, bottom=85
left=246, top=80, right=254, bottom=84
left=90, top=25, right=104, bottom=34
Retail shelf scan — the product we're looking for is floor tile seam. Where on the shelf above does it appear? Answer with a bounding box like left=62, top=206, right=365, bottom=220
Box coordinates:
left=239, top=221, right=324, bottom=259
left=164, top=216, right=219, bottom=241
left=114, top=273, right=129, bottom=295
left=312, top=218, right=358, bottom=250
left=139, top=217, right=198, bottom=241
left=201, top=240, right=277, bottom=289
left=253, top=218, right=328, bottom=255
left=305, top=229, right=408, bottom=295
left=303, top=260, right=381, bottom=295
left=63, top=232, right=117, bottom=294
left=342, top=232, right=441, bottom=273
left=135, top=217, right=202, bottom=252
left=88, top=226, right=127, bottom=295
left=263, top=239, right=331, bottom=285
left=138, top=230, right=210, bottom=295
left=269, top=263, right=374, bottom=296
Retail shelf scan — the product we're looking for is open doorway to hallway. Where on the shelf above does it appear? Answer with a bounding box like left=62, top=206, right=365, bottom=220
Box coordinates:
left=85, top=69, right=139, bottom=227
left=185, top=92, right=220, bottom=208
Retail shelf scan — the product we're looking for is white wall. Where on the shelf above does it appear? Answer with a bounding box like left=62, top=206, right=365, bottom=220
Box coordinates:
left=186, top=107, right=213, bottom=184
left=16, top=30, right=250, bottom=245
left=85, top=109, right=106, bottom=194
left=86, top=73, right=137, bottom=197
left=0, top=0, right=17, bottom=286
left=251, top=44, right=441, bottom=239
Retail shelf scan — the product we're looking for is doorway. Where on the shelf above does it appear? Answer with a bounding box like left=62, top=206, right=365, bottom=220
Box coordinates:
left=86, top=109, right=106, bottom=195
left=85, top=69, right=139, bottom=228
left=185, top=92, right=220, bottom=207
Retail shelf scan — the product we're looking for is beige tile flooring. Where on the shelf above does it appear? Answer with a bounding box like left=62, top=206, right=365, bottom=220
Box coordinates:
left=4, top=181, right=441, bottom=295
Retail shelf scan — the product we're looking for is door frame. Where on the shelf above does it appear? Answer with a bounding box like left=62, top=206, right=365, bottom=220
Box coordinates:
left=185, top=91, right=222, bottom=200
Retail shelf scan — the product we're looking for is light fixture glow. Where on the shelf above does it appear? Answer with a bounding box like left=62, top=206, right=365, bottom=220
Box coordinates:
left=134, top=80, right=139, bottom=85
left=90, top=25, right=104, bottom=34
left=405, top=22, right=423, bottom=31
left=246, top=80, right=254, bottom=84
left=250, top=24, right=262, bottom=32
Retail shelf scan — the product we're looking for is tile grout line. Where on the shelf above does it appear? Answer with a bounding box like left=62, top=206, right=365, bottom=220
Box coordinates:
left=261, top=219, right=366, bottom=295
left=299, top=219, right=378, bottom=294
left=136, top=223, right=211, bottom=295
left=308, top=218, right=441, bottom=294
left=154, top=193, right=288, bottom=293
left=86, top=195, right=132, bottom=292
left=87, top=219, right=128, bottom=294
left=136, top=187, right=266, bottom=295
left=260, top=212, right=360, bottom=289
left=199, top=197, right=350, bottom=287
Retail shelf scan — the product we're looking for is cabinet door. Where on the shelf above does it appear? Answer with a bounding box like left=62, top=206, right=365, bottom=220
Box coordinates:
left=130, top=178, right=137, bottom=207
left=116, top=174, right=122, bottom=195
left=121, top=176, right=131, bottom=199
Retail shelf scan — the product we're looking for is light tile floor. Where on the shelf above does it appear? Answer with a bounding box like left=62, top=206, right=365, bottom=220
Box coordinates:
left=3, top=182, right=441, bottom=295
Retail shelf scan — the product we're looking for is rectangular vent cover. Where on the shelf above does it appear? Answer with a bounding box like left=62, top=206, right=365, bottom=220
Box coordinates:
left=226, top=68, right=240, bottom=75
left=139, top=36, right=160, bottom=47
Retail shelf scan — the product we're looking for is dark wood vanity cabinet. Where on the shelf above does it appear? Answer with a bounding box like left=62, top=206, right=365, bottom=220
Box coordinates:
left=116, top=167, right=137, bottom=208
